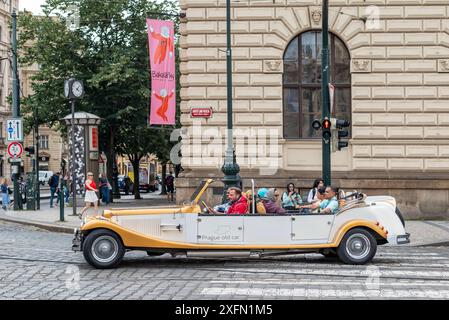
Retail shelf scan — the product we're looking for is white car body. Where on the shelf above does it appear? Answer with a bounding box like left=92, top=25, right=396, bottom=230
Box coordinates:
left=73, top=179, right=410, bottom=268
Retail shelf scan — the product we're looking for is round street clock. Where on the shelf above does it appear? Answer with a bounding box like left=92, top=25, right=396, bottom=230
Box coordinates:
left=64, top=78, right=85, bottom=99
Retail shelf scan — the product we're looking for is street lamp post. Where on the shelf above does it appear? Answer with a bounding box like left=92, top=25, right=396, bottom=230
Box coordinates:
left=221, top=0, right=241, bottom=200
left=321, top=0, right=331, bottom=186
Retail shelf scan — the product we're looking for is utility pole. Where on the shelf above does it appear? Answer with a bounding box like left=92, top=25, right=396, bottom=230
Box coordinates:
left=321, top=0, right=331, bottom=186
left=34, top=105, right=40, bottom=210
left=221, top=0, right=241, bottom=201
left=11, top=10, right=22, bottom=211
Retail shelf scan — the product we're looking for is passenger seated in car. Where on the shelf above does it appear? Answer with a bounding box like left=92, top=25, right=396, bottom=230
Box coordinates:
left=262, top=188, right=286, bottom=214
left=307, top=178, right=325, bottom=204
left=245, top=190, right=266, bottom=214
left=213, top=190, right=231, bottom=213
left=281, top=183, right=303, bottom=210
left=321, top=186, right=340, bottom=214
left=256, top=189, right=268, bottom=214
left=299, top=187, right=326, bottom=212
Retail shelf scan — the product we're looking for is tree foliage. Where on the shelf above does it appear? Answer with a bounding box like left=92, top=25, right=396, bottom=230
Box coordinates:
left=18, top=0, right=181, bottom=191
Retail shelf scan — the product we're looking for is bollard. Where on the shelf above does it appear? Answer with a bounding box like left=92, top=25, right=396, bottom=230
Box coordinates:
left=59, top=189, right=65, bottom=222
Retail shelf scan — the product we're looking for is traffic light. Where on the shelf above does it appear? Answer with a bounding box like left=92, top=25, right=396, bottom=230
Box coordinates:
left=322, top=118, right=332, bottom=143
left=25, top=146, right=35, bottom=157
left=335, top=119, right=351, bottom=151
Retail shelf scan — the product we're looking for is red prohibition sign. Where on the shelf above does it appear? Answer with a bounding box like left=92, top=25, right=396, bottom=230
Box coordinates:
left=7, top=142, right=24, bottom=158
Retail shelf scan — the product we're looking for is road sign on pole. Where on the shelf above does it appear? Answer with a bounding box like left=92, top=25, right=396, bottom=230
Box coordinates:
left=7, top=118, right=23, bottom=142
left=7, top=142, right=24, bottom=159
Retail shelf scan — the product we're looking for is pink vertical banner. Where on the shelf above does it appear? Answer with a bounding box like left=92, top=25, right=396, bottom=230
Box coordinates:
left=147, top=19, right=176, bottom=125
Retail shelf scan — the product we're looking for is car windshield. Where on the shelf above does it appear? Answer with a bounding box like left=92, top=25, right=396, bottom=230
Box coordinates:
left=190, top=180, right=207, bottom=202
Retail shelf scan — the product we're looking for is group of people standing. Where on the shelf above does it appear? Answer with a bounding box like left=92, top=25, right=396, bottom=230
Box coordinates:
left=211, top=178, right=341, bottom=215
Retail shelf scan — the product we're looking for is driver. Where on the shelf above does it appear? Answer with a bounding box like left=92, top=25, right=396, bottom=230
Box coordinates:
left=209, top=187, right=248, bottom=215
left=321, top=186, right=340, bottom=214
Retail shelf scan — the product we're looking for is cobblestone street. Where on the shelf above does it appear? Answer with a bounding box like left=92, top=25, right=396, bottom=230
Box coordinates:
left=1, top=221, right=449, bottom=300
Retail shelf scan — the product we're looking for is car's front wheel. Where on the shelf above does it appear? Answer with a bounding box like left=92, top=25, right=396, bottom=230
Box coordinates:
left=337, top=228, right=377, bottom=265
left=83, top=229, right=125, bottom=269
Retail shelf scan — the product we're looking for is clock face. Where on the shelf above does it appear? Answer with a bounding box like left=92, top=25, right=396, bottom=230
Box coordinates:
left=64, top=81, right=70, bottom=98
left=72, top=81, right=84, bottom=98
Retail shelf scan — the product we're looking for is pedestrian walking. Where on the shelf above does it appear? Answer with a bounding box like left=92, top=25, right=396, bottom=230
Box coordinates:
left=61, top=174, right=70, bottom=206
left=79, top=172, right=99, bottom=219
left=1, top=178, right=11, bottom=210
left=124, top=176, right=131, bottom=195
left=49, top=172, right=60, bottom=208
left=165, top=172, right=175, bottom=202
left=99, top=173, right=110, bottom=205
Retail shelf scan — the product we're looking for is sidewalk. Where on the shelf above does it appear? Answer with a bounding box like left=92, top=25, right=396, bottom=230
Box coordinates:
left=0, top=192, right=175, bottom=234
left=1, top=197, right=448, bottom=246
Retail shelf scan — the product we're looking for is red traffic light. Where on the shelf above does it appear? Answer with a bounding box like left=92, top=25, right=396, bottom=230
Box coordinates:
left=322, top=119, right=331, bottom=129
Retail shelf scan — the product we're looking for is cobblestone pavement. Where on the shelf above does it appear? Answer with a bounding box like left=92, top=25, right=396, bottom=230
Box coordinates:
left=1, top=221, right=449, bottom=300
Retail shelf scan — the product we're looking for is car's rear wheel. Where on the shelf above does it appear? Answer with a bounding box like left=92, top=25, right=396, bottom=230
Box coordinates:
left=83, top=229, right=125, bottom=269
left=337, top=228, right=377, bottom=265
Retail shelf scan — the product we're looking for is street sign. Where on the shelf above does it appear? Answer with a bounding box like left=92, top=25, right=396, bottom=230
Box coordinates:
left=6, top=118, right=23, bottom=142
left=7, top=141, right=24, bottom=159
left=191, top=107, right=213, bottom=119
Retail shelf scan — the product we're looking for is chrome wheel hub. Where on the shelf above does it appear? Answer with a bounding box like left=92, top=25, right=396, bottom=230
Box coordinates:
left=92, top=236, right=118, bottom=263
left=346, top=234, right=371, bottom=260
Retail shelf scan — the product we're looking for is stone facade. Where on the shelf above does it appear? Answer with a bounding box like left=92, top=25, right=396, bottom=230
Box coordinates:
left=0, top=0, right=18, bottom=178
left=179, top=0, right=449, bottom=218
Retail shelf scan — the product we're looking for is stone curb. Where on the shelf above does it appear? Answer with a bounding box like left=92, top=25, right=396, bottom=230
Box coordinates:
left=0, top=214, right=76, bottom=234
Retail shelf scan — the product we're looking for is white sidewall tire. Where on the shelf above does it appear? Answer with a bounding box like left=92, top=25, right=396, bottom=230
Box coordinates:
left=83, top=229, right=125, bottom=269
left=337, top=228, right=377, bottom=265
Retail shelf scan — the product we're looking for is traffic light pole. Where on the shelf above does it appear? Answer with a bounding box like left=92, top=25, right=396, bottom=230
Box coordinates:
left=35, top=105, right=40, bottom=210
left=321, top=0, right=331, bottom=186
left=11, top=11, right=22, bottom=211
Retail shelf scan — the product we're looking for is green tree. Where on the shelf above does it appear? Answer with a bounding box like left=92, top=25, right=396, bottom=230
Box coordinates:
left=18, top=0, right=180, bottom=191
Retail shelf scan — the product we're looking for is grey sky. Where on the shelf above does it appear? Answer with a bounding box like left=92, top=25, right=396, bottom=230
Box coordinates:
left=19, top=0, right=45, bottom=14
left=19, top=0, right=168, bottom=14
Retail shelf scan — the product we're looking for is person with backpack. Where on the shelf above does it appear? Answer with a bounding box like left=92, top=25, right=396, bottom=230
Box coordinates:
left=49, top=173, right=60, bottom=208
left=165, top=172, right=175, bottom=202
left=307, top=178, right=324, bottom=204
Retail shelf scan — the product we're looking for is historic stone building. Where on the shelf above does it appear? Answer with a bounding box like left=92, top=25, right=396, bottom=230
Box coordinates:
left=0, top=0, right=18, bottom=178
left=178, top=0, right=449, bottom=218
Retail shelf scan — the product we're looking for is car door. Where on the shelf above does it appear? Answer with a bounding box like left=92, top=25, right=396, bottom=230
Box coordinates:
left=291, top=214, right=335, bottom=244
left=197, top=215, right=244, bottom=244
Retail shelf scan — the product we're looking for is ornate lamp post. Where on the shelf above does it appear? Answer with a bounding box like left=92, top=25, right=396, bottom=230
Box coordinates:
left=221, top=0, right=241, bottom=199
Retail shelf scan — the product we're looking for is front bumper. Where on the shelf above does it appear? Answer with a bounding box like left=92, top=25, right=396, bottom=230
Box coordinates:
left=72, top=229, right=83, bottom=252
left=396, top=233, right=411, bottom=245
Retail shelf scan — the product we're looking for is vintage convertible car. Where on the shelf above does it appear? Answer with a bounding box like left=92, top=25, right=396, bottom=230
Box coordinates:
left=72, top=179, right=410, bottom=269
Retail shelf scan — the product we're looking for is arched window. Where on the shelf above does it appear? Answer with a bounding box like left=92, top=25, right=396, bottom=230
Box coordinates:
left=283, top=31, right=351, bottom=139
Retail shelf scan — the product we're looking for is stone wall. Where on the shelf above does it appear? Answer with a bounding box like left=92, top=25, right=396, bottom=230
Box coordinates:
left=179, top=0, right=449, bottom=218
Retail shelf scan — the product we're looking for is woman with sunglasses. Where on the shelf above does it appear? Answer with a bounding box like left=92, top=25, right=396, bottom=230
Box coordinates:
left=79, top=172, right=99, bottom=219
